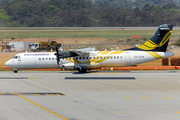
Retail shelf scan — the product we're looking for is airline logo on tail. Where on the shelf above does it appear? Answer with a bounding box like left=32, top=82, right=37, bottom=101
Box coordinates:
left=138, top=30, right=172, bottom=51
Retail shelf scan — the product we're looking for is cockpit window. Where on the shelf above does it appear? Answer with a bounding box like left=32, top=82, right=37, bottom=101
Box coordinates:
left=13, top=56, right=21, bottom=59
left=13, top=56, right=18, bottom=59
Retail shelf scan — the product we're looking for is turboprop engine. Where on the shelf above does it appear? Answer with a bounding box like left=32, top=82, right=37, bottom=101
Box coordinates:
left=54, top=47, right=79, bottom=65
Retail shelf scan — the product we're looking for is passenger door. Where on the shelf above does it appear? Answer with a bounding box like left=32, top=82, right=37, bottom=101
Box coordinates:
left=125, top=52, right=131, bottom=65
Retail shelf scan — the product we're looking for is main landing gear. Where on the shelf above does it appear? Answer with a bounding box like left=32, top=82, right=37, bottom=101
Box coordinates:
left=14, top=69, right=18, bottom=73
left=77, top=68, right=87, bottom=73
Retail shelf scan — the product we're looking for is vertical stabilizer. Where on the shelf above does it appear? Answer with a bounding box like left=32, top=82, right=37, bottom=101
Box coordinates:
left=127, top=24, right=173, bottom=52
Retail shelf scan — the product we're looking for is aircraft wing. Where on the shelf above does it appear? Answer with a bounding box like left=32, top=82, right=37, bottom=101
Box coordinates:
left=69, top=48, right=95, bottom=56
left=56, top=48, right=95, bottom=58
left=70, top=48, right=95, bottom=52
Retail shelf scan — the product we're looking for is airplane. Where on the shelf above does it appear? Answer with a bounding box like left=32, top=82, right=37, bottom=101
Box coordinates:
left=5, top=24, right=174, bottom=73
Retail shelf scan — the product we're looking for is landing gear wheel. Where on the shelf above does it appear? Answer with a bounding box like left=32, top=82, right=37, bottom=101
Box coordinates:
left=14, top=69, right=18, bottom=73
left=78, top=69, right=87, bottom=73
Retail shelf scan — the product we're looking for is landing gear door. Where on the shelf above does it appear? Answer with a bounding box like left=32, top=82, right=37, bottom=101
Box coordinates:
left=125, top=52, right=131, bottom=65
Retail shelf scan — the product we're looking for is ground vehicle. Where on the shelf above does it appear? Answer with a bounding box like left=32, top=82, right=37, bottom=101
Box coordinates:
left=30, top=39, right=61, bottom=52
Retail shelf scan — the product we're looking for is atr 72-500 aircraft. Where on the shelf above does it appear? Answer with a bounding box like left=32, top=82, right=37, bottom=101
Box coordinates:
left=5, top=24, right=174, bottom=73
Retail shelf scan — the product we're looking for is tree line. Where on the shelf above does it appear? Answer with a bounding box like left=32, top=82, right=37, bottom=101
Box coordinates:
left=0, top=0, right=180, bottom=27
left=94, top=0, right=178, bottom=8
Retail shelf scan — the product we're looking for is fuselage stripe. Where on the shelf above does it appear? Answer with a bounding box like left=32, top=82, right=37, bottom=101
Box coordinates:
left=147, top=52, right=159, bottom=59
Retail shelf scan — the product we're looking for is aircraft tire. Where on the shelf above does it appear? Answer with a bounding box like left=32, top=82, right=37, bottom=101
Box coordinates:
left=14, top=69, right=18, bottom=73
left=78, top=69, right=87, bottom=73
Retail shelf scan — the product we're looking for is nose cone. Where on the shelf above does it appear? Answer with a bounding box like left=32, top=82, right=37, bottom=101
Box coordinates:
left=5, top=60, right=11, bottom=67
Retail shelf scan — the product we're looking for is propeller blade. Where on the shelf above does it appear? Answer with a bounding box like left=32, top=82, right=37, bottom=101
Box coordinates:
left=55, top=46, right=60, bottom=66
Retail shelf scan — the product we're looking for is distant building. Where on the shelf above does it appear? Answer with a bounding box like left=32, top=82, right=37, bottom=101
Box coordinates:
left=8, top=42, right=35, bottom=52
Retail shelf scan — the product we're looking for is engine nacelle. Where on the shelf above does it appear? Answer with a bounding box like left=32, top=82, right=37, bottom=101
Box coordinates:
left=55, top=51, right=79, bottom=58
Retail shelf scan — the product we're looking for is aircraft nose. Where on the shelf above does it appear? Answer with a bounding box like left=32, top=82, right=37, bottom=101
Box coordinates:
left=5, top=60, right=10, bottom=67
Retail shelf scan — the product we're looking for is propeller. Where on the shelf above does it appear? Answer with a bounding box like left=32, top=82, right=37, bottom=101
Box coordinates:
left=55, top=46, right=60, bottom=66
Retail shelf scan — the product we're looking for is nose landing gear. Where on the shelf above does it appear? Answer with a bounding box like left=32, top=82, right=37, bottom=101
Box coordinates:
left=14, top=69, right=18, bottom=73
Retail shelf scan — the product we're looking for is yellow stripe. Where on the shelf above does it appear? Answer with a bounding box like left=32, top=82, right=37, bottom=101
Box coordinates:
left=94, top=58, right=107, bottom=64
left=125, top=97, right=134, bottom=99
left=90, top=57, right=98, bottom=62
left=110, top=51, right=125, bottom=54
left=141, top=97, right=151, bottom=99
left=28, top=77, right=38, bottom=79
left=72, top=58, right=81, bottom=64
left=153, top=52, right=163, bottom=59
left=149, top=40, right=156, bottom=45
left=99, top=51, right=111, bottom=55
left=18, top=96, right=68, bottom=120
left=163, top=97, right=173, bottom=99
left=138, top=45, right=154, bottom=50
left=67, top=59, right=74, bottom=63
left=138, top=39, right=158, bottom=50
left=158, top=30, right=172, bottom=47
left=147, top=52, right=159, bottom=59
left=144, top=40, right=158, bottom=48
left=175, top=111, right=180, bottom=113
left=159, top=34, right=171, bottom=47
left=90, top=56, right=109, bottom=65
left=97, top=51, right=102, bottom=54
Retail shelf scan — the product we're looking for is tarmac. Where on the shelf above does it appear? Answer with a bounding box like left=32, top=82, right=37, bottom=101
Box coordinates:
left=0, top=71, right=180, bottom=120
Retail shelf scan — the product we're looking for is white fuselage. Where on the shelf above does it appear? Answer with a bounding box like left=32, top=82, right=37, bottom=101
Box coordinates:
left=5, top=51, right=174, bottom=70
left=5, top=52, right=59, bottom=69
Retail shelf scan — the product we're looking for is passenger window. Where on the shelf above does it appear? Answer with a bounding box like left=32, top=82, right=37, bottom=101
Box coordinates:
left=97, top=57, right=99, bottom=59
left=120, top=56, right=122, bottom=58
left=101, top=57, right=103, bottom=59
left=110, top=57, right=112, bottom=59
left=107, top=57, right=109, bottom=59
left=79, top=57, right=81, bottom=60
left=117, top=56, right=119, bottom=59
left=86, top=57, right=88, bottom=59
left=104, top=57, right=106, bottom=59
left=114, top=56, right=116, bottom=59
left=93, top=57, right=95, bottom=59
left=52, top=58, right=54, bottom=60
left=83, top=57, right=85, bottom=59
left=49, top=58, right=51, bottom=60
left=39, top=58, right=41, bottom=60
left=46, top=58, right=48, bottom=60
left=42, top=58, right=44, bottom=60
